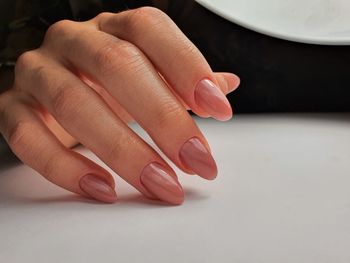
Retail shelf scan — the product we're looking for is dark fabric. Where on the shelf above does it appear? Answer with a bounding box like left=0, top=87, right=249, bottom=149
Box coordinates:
left=0, top=0, right=72, bottom=66
left=165, top=1, right=350, bottom=113
left=0, top=0, right=152, bottom=66
left=0, top=0, right=153, bottom=91
left=1, top=0, right=349, bottom=112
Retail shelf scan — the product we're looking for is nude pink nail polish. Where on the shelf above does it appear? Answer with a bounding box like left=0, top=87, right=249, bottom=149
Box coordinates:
left=79, top=174, right=117, bottom=203
left=140, top=162, right=184, bottom=205
left=179, top=137, right=218, bottom=180
left=195, top=79, right=233, bottom=121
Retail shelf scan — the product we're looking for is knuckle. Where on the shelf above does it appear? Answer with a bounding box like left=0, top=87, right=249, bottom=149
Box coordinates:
left=29, top=65, right=52, bottom=94
left=95, top=41, right=144, bottom=77
left=173, top=42, right=201, bottom=66
left=50, top=84, right=76, bottom=119
left=33, top=65, right=48, bottom=81
left=116, top=42, right=144, bottom=69
left=94, top=45, right=118, bottom=75
left=94, top=12, right=113, bottom=22
left=17, top=65, right=60, bottom=99
left=154, top=98, right=185, bottom=128
left=7, top=121, right=32, bottom=154
left=41, top=151, right=63, bottom=182
left=168, top=41, right=202, bottom=70
left=43, top=19, right=77, bottom=45
left=126, top=7, right=169, bottom=31
left=104, top=139, right=124, bottom=163
left=44, top=19, right=75, bottom=42
left=134, top=6, right=167, bottom=21
left=6, top=120, right=60, bottom=183
left=15, top=51, right=39, bottom=74
left=178, top=42, right=198, bottom=58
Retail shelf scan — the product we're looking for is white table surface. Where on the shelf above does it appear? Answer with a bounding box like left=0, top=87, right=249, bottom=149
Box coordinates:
left=1, top=114, right=350, bottom=263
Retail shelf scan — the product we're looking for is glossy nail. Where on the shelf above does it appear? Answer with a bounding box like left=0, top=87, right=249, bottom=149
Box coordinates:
left=140, top=162, right=184, bottom=205
left=195, top=79, right=233, bottom=121
left=179, top=137, right=218, bottom=180
left=79, top=174, right=117, bottom=203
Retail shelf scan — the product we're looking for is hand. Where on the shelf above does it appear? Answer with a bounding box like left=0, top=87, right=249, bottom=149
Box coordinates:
left=0, top=7, right=240, bottom=205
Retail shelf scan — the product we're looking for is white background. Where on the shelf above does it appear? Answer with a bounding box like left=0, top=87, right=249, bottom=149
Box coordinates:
left=196, top=0, right=350, bottom=45
left=1, top=114, right=350, bottom=263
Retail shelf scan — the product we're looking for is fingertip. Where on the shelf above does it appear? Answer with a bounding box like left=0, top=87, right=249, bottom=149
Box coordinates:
left=79, top=174, right=118, bottom=203
left=220, top=72, right=241, bottom=93
left=140, top=162, right=185, bottom=205
left=194, top=79, right=233, bottom=121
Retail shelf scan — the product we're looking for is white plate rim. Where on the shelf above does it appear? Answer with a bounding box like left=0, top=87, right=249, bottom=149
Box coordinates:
left=195, top=0, right=350, bottom=46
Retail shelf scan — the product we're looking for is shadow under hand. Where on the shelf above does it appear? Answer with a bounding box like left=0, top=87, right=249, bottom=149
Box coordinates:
left=0, top=136, right=20, bottom=171
left=117, top=187, right=210, bottom=207
left=184, top=187, right=210, bottom=202
left=0, top=170, right=210, bottom=208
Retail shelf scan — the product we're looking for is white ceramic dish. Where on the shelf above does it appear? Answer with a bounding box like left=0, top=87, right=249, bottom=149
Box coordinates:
left=196, top=0, right=350, bottom=45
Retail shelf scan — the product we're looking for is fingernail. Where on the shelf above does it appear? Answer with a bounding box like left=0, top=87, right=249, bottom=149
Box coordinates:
left=79, top=174, right=117, bottom=203
left=179, top=137, right=218, bottom=180
left=225, top=73, right=241, bottom=92
left=195, top=79, right=233, bottom=121
left=140, top=162, right=184, bottom=205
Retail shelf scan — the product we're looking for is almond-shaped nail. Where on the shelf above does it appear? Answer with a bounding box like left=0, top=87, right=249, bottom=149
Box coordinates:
left=179, top=137, right=218, bottom=180
left=79, top=174, right=117, bottom=203
left=195, top=79, right=233, bottom=121
left=140, top=162, right=184, bottom=205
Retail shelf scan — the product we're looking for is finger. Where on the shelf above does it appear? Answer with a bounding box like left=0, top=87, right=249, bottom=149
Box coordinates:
left=44, top=23, right=218, bottom=180
left=40, top=111, right=79, bottom=148
left=78, top=73, right=134, bottom=123
left=0, top=91, right=117, bottom=203
left=95, top=9, right=238, bottom=121
left=15, top=51, right=184, bottom=205
left=81, top=73, right=238, bottom=121
left=161, top=72, right=239, bottom=113
left=82, top=71, right=239, bottom=118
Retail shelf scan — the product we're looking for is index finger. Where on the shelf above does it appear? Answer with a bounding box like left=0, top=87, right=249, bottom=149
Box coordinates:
left=93, top=8, right=239, bottom=121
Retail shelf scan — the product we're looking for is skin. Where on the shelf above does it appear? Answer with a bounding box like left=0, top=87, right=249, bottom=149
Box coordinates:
left=0, top=7, right=240, bottom=204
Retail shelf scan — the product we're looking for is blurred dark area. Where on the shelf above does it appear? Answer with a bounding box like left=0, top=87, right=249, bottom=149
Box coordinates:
left=0, top=136, right=19, bottom=170
left=167, top=1, right=350, bottom=113
left=1, top=0, right=350, bottom=113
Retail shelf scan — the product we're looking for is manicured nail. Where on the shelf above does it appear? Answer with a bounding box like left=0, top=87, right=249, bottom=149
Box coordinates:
left=224, top=73, right=241, bottom=92
left=195, top=79, right=233, bottom=121
left=79, top=174, right=117, bottom=203
left=140, top=162, right=184, bottom=205
left=179, top=137, right=218, bottom=180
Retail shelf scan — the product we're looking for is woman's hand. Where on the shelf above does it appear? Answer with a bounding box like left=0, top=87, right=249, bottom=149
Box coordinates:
left=0, top=7, right=240, bottom=204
